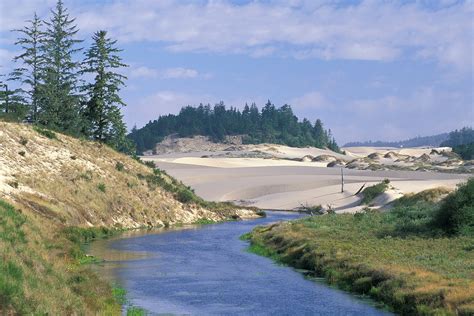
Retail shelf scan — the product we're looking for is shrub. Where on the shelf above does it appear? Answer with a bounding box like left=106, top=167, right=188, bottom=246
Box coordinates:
left=97, top=183, right=106, bottom=193
left=33, top=126, right=57, bottom=139
left=19, top=137, right=28, bottom=146
left=7, top=181, right=19, bottom=189
left=144, top=160, right=155, bottom=168
left=433, top=178, right=474, bottom=236
left=176, top=189, right=195, bottom=203
left=361, top=179, right=390, bottom=204
left=18, top=151, right=25, bottom=157
left=115, top=162, right=125, bottom=172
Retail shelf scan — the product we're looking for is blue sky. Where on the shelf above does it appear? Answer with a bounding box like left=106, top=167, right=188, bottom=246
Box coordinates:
left=0, top=0, right=472, bottom=144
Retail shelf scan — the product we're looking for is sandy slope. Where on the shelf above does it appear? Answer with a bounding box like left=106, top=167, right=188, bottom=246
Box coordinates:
left=146, top=157, right=469, bottom=212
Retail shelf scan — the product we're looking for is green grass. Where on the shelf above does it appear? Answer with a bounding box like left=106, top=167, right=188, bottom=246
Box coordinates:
left=361, top=179, right=390, bottom=204
left=0, top=202, right=124, bottom=314
left=193, top=218, right=217, bottom=225
left=33, top=126, right=57, bottom=139
left=247, top=181, right=474, bottom=315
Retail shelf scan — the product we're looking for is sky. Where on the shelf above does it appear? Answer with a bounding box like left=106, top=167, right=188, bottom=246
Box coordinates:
left=0, top=0, right=473, bottom=144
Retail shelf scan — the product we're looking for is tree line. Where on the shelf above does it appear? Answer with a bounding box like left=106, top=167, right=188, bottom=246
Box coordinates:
left=440, top=127, right=474, bottom=160
left=128, top=101, right=340, bottom=154
left=0, top=0, right=133, bottom=153
left=344, top=133, right=449, bottom=148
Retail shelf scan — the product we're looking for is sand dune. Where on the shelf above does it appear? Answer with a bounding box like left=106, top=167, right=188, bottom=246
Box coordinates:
left=143, top=141, right=471, bottom=212
left=147, top=158, right=469, bottom=212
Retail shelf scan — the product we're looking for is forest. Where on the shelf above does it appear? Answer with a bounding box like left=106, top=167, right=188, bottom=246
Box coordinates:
left=128, top=101, right=340, bottom=154
left=440, top=127, right=474, bottom=160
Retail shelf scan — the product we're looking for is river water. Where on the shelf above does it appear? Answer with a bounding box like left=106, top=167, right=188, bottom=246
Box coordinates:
left=89, top=212, right=392, bottom=315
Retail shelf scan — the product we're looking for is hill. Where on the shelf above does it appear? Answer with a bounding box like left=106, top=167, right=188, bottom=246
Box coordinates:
left=128, top=102, right=339, bottom=154
left=440, top=127, right=474, bottom=160
left=344, top=132, right=449, bottom=148
left=0, top=122, right=258, bottom=314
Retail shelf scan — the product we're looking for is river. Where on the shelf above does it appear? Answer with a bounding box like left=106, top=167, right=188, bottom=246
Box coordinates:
left=89, top=211, right=392, bottom=315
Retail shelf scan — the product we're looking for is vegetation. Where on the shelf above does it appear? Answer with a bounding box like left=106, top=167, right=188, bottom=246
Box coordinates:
left=137, top=158, right=245, bottom=212
left=344, top=132, right=449, bottom=148
left=247, top=179, right=474, bottom=315
left=360, top=179, right=390, bottom=204
left=440, top=127, right=474, bottom=160
left=434, top=178, right=474, bottom=236
left=1, top=122, right=262, bottom=314
left=128, top=102, right=340, bottom=154
left=1, top=0, right=133, bottom=153
left=0, top=199, right=122, bottom=314
left=33, top=126, right=57, bottom=139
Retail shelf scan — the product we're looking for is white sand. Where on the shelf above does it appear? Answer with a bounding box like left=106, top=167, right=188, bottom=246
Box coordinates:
left=146, top=155, right=469, bottom=212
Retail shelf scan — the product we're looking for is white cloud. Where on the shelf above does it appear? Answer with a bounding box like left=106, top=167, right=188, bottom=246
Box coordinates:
left=290, top=91, right=331, bottom=109
left=128, top=66, right=160, bottom=79
left=288, top=88, right=473, bottom=144
left=128, top=65, right=205, bottom=80
left=124, top=90, right=215, bottom=128
left=163, top=67, right=198, bottom=79
left=2, top=1, right=472, bottom=70
left=66, top=0, right=473, bottom=69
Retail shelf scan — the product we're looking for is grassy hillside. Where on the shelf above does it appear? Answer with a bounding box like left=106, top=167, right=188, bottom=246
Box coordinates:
left=0, top=122, right=258, bottom=314
left=0, top=122, right=255, bottom=227
left=246, top=180, right=474, bottom=315
left=0, top=199, right=123, bottom=314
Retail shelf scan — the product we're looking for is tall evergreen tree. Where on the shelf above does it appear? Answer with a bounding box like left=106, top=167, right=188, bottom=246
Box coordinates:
left=10, top=13, right=45, bottom=121
left=81, top=30, right=132, bottom=152
left=38, top=0, right=83, bottom=134
left=313, top=119, right=327, bottom=148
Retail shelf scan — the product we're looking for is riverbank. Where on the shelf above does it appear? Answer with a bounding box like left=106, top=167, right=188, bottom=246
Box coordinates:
left=245, top=182, right=474, bottom=315
left=87, top=211, right=390, bottom=315
left=0, top=123, right=261, bottom=314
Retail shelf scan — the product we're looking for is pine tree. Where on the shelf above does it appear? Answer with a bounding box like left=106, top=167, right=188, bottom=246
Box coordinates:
left=38, top=0, right=83, bottom=134
left=313, top=119, right=327, bottom=148
left=10, top=13, right=45, bottom=122
left=0, top=78, right=28, bottom=121
left=81, top=30, right=132, bottom=152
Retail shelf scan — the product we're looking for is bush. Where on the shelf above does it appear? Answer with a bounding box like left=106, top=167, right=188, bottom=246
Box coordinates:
left=143, top=160, right=155, bottom=168
left=433, top=178, right=474, bottom=236
left=361, top=179, right=390, bottom=204
left=115, top=162, right=125, bottom=172
left=97, top=183, right=106, bottom=193
left=33, top=126, right=57, bottom=139
left=19, top=137, right=28, bottom=146
left=176, top=189, right=195, bottom=203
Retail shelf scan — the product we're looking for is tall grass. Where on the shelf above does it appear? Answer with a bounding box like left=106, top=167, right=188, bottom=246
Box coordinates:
left=0, top=199, right=122, bottom=314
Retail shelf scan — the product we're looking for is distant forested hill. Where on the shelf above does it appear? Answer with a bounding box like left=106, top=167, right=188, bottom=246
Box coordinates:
left=344, top=133, right=449, bottom=148
left=128, top=101, right=339, bottom=154
left=440, top=127, right=474, bottom=160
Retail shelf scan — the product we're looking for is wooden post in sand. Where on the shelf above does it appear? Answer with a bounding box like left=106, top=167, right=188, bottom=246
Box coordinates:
left=341, top=167, right=344, bottom=193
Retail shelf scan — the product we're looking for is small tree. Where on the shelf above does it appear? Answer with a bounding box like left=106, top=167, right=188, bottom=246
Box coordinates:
left=0, top=79, right=28, bottom=121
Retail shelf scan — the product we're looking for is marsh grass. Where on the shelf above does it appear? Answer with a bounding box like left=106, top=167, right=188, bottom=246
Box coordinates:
left=247, top=183, right=474, bottom=315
